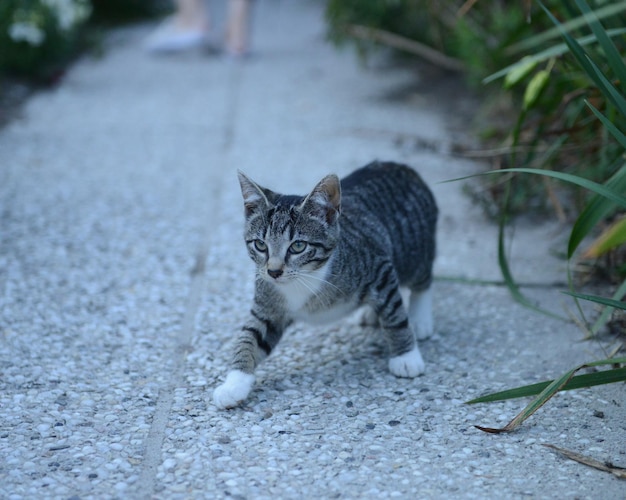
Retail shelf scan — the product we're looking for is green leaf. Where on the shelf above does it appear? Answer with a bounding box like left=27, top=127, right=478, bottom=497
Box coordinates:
left=523, top=69, right=550, bottom=110
left=499, top=168, right=626, bottom=208
left=472, top=357, right=626, bottom=433
left=588, top=57, right=626, bottom=118
left=568, top=164, right=626, bottom=257
left=496, top=211, right=565, bottom=321
left=503, top=57, right=537, bottom=88
left=510, top=1, right=626, bottom=53
left=483, top=28, right=626, bottom=84
left=591, top=278, right=626, bottom=335
left=583, top=216, right=626, bottom=258
left=586, top=102, right=626, bottom=149
left=563, top=291, right=626, bottom=310
left=466, top=366, right=626, bottom=404
left=493, top=177, right=566, bottom=321
left=574, top=0, right=626, bottom=96
left=538, top=1, right=626, bottom=117
left=536, top=4, right=600, bottom=84
left=445, top=168, right=626, bottom=209
left=444, top=166, right=626, bottom=261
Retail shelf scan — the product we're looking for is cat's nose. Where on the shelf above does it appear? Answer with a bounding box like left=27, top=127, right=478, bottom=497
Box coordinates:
left=267, top=268, right=283, bottom=279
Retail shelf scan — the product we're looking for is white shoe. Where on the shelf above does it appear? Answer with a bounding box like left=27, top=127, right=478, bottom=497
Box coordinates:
left=145, top=19, right=210, bottom=53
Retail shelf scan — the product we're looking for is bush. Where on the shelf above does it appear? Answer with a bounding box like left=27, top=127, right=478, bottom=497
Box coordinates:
left=90, top=0, right=170, bottom=24
left=0, top=0, right=92, bottom=79
left=0, top=0, right=170, bottom=81
left=325, top=1, right=626, bottom=217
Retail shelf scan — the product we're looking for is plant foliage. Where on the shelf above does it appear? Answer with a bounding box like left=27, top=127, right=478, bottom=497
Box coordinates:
left=466, top=0, right=626, bottom=433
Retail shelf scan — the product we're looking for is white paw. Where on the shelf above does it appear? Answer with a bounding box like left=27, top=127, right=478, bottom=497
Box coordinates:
left=388, top=347, right=425, bottom=378
left=213, top=370, right=255, bottom=409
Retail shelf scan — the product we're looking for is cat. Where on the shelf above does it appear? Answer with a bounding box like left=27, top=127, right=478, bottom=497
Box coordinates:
left=213, top=160, right=438, bottom=409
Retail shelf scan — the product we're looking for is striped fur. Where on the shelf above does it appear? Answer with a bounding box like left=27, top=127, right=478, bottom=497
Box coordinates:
left=214, top=161, right=438, bottom=408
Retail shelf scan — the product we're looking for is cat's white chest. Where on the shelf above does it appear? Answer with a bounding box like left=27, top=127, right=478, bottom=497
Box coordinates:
left=296, top=299, right=358, bottom=325
left=273, top=265, right=357, bottom=325
left=279, top=278, right=318, bottom=313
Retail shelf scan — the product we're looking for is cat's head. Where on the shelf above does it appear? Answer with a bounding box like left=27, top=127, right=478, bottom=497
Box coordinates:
left=237, top=171, right=341, bottom=286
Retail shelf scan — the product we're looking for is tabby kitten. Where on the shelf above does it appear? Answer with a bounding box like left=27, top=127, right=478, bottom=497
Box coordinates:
left=213, top=161, right=438, bottom=409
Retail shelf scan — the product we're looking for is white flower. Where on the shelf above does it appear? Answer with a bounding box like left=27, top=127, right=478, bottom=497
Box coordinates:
left=8, top=22, right=46, bottom=46
left=42, top=0, right=91, bottom=31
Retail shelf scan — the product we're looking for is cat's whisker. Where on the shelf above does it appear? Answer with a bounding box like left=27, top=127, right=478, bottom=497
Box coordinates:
left=299, top=270, right=345, bottom=295
left=293, top=273, right=334, bottom=307
left=307, top=269, right=342, bottom=284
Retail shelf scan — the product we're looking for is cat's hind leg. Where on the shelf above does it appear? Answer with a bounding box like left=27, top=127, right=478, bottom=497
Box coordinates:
left=408, top=286, right=434, bottom=340
left=370, top=263, right=425, bottom=377
left=354, top=305, right=379, bottom=327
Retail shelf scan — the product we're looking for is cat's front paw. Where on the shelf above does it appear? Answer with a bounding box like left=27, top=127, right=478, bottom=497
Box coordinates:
left=213, top=370, right=256, bottom=409
left=388, top=347, right=425, bottom=378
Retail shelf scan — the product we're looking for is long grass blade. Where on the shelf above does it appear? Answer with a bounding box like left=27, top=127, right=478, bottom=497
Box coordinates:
left=591, top=277, right=626, bottom=335
left=568, top=164, right=626, bottom=257
left=574, top=0, right=626, bottom=95
left=586, top=102, right=626, bottom=149
left=444, top=168, right=626, bottom=208
left=587, top=58, right=626, bottom=118
left=563, top=291, right=626, bottom=310
left=474, top=357, right=626, bottom=433
left=483, top=28, right=626, bottom=84
left=510, top=1, right=626, bottom=53
left=466, top=367, right=626, bottom=404
left=583, top=216, right=626, bottom=258
left=501, top=168, right=626, bottom=208
left=496, top=214, right=565, bottom=320
left=539, top=1, right=626, bottom=117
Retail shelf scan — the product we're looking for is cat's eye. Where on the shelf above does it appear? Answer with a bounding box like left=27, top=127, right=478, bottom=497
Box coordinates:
left=253, top=240, right=267, bottom=252
left=289, top=241, right=307, bottom=254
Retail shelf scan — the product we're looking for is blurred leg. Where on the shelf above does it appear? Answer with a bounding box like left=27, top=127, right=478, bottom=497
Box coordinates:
left=225, top=0, right=252, bottom=55
left=175, top=0, right=210, bottom=32
left=145, top=0, right=210, bottom=52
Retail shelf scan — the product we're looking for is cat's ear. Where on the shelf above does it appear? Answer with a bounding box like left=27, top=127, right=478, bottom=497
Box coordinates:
left=238, top=171, right=272, bottom=217
left=302, top=174, right=341, bottom=224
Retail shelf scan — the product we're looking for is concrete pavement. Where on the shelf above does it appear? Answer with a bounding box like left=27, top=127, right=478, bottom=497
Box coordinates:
left=1, top=1, right=624, bottom=498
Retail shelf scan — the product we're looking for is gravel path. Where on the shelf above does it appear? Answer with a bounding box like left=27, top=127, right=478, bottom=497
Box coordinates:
left=1, top=1, right=624, bottom=499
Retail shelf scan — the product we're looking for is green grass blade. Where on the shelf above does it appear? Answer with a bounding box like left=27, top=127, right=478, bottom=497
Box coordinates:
left=473, top=357, right=626, bottom=433
left=497, top=214, right=565, bottom=320
left=494, top=178, right=566, bottom=320
left=538, top=2, right=601, bottom=81
left=510, top=1, right=626, bottom=53
left=575, top=0, right=626, bottom=95
left=588, top=58, right=626, bottom=118
left=444, top=168, right=626, bottom=209
left=475, top=366, right=581, bottom=433
left=467, top=367, right=626, bottom=404
left=591, top=277, right=626, bottom=335
left=563, top=291, right=626, bottom=310
left=538, top=1, right=626, bottom=115
left=568, top=164, right=626, bottom=257
left=584, top=217, right=626, bottom=257
left=586, top=102, right=626, bottom=149
left=444, top=167, right=626, bottom=262
left=495, top=168, right=626, bottom=208
left=483, top=28, right=626, bottom=84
